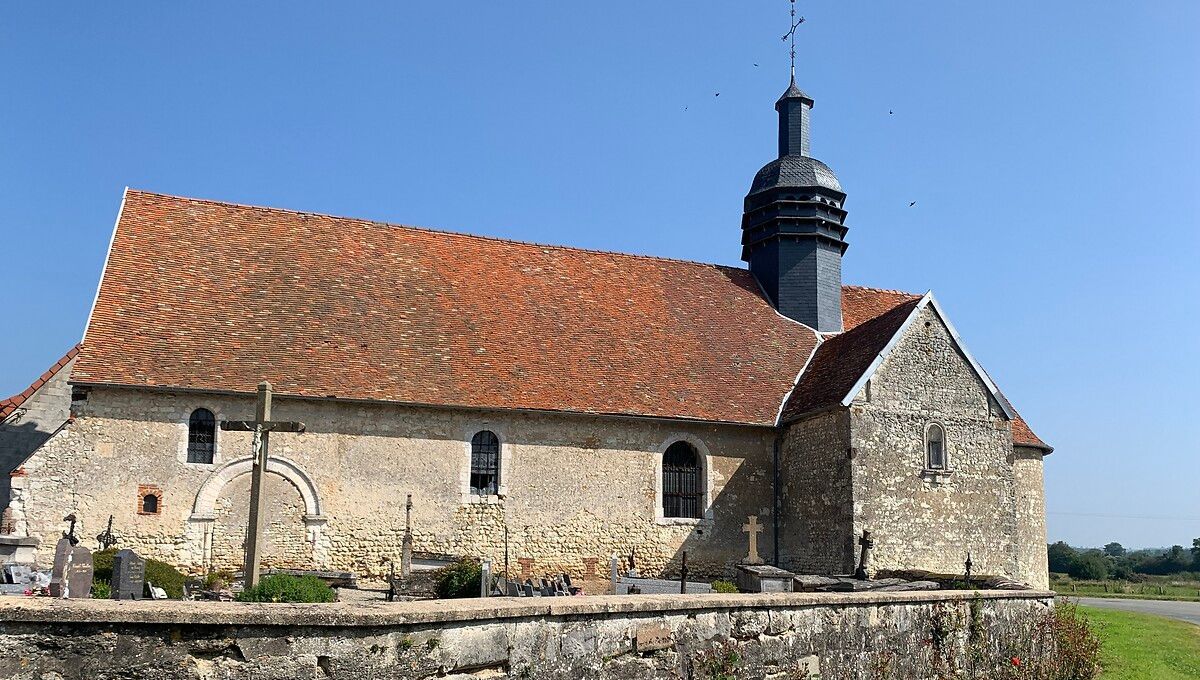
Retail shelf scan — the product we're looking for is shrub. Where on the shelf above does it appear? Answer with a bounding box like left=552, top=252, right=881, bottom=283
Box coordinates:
left=92, top=549, right=187, bottom=598
left=91, top=580, right=112, bottom=599
left=433, top=559, right=482, bottom=599
left=237, top=574, right=335, bottom=603
left=711, top=579, right=739, bottom=593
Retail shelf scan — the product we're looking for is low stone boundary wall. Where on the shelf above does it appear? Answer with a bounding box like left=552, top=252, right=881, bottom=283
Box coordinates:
left=0, top=590, right=1054, bottom=679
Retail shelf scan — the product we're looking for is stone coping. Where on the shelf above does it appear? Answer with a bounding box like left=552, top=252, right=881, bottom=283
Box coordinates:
left=0, top=590, right=1054, bottom=628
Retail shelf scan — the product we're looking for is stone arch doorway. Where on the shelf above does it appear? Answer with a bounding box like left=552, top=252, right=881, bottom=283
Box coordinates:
left=188, top=456, right=328, bottom=572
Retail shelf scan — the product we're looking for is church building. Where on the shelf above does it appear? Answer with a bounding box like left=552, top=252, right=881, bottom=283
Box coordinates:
left=1, top=77, right=1051, bottom=587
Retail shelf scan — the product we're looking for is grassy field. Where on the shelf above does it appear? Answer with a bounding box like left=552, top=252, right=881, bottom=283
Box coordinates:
left=1080, top=606, right=1200, bottom=679
left=1054, top=576, right=1200, bottom=602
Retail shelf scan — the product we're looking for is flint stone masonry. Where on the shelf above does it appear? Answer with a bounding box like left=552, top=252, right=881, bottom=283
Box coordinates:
left=0, top=590, right=1055, bottom=679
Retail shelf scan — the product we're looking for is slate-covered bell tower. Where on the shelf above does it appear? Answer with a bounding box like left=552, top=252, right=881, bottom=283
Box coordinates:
left=741, top=78, right=848, bottom=332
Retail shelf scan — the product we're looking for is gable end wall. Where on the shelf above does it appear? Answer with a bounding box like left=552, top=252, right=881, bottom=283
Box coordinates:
left=848, top=305, right=1047, bottom=587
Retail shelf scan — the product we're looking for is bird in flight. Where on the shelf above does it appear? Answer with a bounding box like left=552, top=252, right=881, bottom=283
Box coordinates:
left=714, top=92, right=720, bottom=97
left=889, top=110, right=894, bottom=115
left=754, top=63, right=759, bottom=67
left=909, top=201, right=917, bottom=207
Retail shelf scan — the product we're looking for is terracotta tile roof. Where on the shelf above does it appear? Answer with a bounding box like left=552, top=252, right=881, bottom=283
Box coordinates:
left=1011, top=413, right=1051, bottom=452
left=0, top=345, right=80, bottom=421
left=779, top=298, right=921, bottom=423
left=75, top=191, right=831, bottom=425
left=72, top=189, right=1048, bottom=447
left=841, top=286, right=922, bottom=330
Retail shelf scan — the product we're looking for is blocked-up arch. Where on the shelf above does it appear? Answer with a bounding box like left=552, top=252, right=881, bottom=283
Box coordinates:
left=190, top=455, right=323, bottom=521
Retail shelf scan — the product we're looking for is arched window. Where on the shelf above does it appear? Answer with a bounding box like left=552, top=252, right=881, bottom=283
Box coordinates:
left=926, top=423, right=946, bottom=470
left=141, top=493, right=158, bottom=514
left=662, top=441, right=702, bottom=519
left=470, top=430, right=500, bottom=496
left=187, top=408, right=216, bottom=464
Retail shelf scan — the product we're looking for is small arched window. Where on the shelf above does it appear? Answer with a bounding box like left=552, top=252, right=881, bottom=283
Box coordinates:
left=187, top=408, right=216, bottom=464
left=926, top=424, right=946, bottom=470
left=662, top=441, right=702, bottom=519
left=470, top=430, right=500, bottom=496
left=141, top=493, right=158, bottom=514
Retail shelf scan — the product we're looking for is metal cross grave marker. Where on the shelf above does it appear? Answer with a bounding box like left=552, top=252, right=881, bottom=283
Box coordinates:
left=742, top=515, right=764, bottom=565
left=219, top=381, right=305, bottom=589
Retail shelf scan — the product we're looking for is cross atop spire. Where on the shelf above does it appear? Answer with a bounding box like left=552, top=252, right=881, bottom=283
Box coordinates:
left=783, top=0, right=805, bottom=82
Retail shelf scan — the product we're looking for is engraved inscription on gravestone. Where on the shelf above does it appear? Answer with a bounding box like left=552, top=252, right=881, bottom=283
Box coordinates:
left=65, top=546, right=94, bottom=598
left=112, top=549, right=146, bottom=600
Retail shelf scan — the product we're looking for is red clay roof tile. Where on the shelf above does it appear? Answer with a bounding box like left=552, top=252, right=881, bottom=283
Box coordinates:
left=71, top=189, right=1047, bottom=449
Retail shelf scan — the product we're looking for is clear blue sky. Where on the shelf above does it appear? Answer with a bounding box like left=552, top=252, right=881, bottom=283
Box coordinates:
left=1, top=2, right=1197, bottom=549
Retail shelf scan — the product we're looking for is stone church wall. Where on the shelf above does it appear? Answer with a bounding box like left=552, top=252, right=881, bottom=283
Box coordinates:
left=777, top=409, right=855, bottom=575
left=10, top=387, right=775, bottom=582
left=847, top=305, right=1048, bottom=587
left=0, top=357, right=76, bottom=515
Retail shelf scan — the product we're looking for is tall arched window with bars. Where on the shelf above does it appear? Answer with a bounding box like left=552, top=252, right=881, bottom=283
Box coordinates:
left=470, top=430, right=500, bottom=496
left=187, top=408, right=216, bottom=464
left=662, top=441, right=702, bottom=519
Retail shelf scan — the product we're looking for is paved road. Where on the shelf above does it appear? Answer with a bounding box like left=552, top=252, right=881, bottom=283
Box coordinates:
left=1068, top=596, right=1200, bottom=627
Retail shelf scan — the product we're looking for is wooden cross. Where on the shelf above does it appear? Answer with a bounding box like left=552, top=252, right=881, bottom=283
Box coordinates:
left=219, top=381, right=305, bottom=589
left=742, top=515, right=764, bottom=564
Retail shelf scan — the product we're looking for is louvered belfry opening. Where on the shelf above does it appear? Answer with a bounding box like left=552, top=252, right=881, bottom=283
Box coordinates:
left=470, top=430, right=500, bottom=495
left=662, top=441, right=702, bottom=519
left=187, top=408, right=216, bottom=463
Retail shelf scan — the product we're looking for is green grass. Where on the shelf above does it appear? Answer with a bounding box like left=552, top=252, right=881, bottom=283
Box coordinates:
left=1054, top=577, right=1200, bottom=602
left=1079, top=606, right=1200, bottom=679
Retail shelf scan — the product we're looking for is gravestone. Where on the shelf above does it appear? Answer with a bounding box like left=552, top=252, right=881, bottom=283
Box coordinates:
left=112, top=549, right=146, bottom=600
left=47, top=538, right=73, bottom=597
left=65, top=546, right=94, bottom=598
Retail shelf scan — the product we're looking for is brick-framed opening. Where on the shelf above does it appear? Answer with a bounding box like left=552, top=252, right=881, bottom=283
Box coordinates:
left=138, top=485, right=163, bottom=516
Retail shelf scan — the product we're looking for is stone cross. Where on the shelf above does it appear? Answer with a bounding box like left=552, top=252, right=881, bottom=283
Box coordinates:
left=401, top=494, right=413, bottom=578
left=220, top=381, right=305, bottom=589
left=742, top=515, right=764, bottom=565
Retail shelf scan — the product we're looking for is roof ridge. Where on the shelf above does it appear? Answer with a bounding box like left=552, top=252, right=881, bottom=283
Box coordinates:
left=842, top=284, right=921, bottom=296
left=124, top=188, right=749, bottom=273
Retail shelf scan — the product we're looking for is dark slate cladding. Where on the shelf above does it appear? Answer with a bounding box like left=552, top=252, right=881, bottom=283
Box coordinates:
left=742, top=79, right=849, bottom=332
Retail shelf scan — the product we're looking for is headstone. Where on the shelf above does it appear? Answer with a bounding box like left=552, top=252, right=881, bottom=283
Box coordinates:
left=65, top=546, right=94, bottom=598
left=741, top=516, right=764, bottom=565
left=610, top=556, right=620, bottom=594
left=480, top=559, right=492, bottom=598
left=147, top=581, right=168, bottom=599
left=401, top=495, right=413, bottom=578
left=112, top=549, right=146, bottom=600
left=47, top=538, right=73, bottom=597
left=522, top=579, right=535, bottom=597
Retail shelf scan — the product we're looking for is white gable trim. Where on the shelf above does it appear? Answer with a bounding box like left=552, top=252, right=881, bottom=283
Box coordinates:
left=81, top=187, right=128, bottom=344
left=838, top=292, right=1016, bottom=420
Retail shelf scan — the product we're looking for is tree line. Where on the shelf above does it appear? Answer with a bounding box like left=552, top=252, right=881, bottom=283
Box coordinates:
left=1048, top=539, right=1200, bottom=580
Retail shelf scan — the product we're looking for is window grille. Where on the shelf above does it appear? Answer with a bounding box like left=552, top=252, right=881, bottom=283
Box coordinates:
left=470, top=430, right=500, bottom=496
left=926, top=424, right=946, bottom=470
left=662, top=441, right=702, bottom=519
left=187, top=408, right=216, bottom=464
